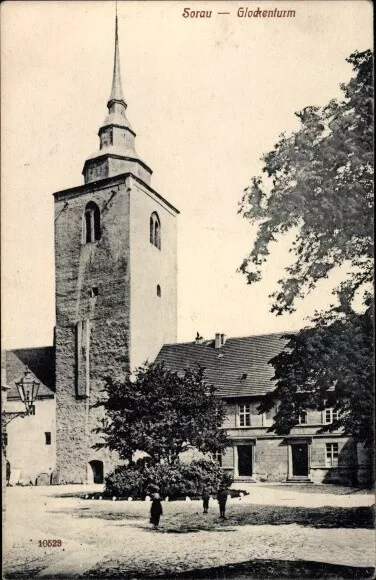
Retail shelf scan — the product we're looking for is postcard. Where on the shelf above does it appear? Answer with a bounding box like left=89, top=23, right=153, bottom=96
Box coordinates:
left=1, top=1, right=374, bottom=578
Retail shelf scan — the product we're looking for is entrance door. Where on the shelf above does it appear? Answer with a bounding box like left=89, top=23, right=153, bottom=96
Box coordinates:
left=237, top=445, right=253, bottom=476
left=291, top=443, right=309, bottom=476
left=88, top=460, right=104, bottom=484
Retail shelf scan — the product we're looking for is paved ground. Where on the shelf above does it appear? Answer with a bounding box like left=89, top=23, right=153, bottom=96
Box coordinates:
left=3, top=484, right=375, bottom=579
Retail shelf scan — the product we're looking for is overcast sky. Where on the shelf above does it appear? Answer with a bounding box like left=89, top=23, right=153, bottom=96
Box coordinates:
left=1, top=1, right=372, bottom=349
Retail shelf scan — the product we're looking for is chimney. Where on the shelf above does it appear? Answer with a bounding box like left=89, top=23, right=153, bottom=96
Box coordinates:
left=215, top=333, right=226, bottom=348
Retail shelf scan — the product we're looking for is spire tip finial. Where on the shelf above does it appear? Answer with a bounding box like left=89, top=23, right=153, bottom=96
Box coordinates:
left=108, top=1, right=125, bottom=107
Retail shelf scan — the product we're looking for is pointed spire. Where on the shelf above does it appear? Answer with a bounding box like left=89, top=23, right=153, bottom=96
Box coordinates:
left=108, top=3, right=126, bottom=107
left=83, top=3, right=153, bottom=185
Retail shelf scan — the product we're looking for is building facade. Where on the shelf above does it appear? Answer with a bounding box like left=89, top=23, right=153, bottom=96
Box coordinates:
left=3, top=348, right=56, bottom=485
left=156, top=333, right=372, bottom=485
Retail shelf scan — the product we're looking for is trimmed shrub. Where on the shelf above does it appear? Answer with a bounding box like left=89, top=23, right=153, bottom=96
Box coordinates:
left=105, top=465, right=144, bottom=498
left=105, top=459, right=233, bottom=499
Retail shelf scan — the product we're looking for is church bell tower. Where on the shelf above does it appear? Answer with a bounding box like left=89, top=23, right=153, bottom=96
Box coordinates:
left=54, top=12, right=178, bottom=483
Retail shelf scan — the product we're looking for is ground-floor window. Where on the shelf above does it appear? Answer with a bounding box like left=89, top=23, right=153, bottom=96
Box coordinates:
left=325, top=442, right=339, bottom=467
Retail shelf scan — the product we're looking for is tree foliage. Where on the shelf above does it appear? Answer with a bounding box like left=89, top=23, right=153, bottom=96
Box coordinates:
left=239, top=50, right=373, bottom=315
left=239, top=50, right=374, bottom=445
left=259, top=304, right=374, bottom=446
left=94, top=362, right=228, bottom=464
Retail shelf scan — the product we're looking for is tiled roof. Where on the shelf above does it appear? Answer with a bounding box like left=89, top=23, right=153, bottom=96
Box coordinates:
left=155, top=333, right=291, bottom=398
left=4, top=347, right=55, bottom=399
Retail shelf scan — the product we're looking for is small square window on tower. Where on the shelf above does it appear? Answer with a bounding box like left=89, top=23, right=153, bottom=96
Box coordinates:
left=89, top=287, right=99, bottom=298
left=45, top=432, right=52, bottom=445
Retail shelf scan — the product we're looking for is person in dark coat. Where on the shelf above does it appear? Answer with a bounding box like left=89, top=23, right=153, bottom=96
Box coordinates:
left=202, top=487, right=210, bottom=514
left=150, top=493, right=163, bottom=529
left=217, top=485, right=228, bottom=519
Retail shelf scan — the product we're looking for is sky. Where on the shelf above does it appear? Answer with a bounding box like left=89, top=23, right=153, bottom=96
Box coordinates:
left=1, top=0, right=373, bottom=349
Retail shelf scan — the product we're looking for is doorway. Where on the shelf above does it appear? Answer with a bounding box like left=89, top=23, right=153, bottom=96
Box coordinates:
left=237, top=445, right=253, bottom=477
left=88, top=460, right=104, bottom=484
left=291, top=443, right=309, bottom=476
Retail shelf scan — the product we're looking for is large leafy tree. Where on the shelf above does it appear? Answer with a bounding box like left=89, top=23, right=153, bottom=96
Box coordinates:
left=94, top=363, right=228, bottom=464
left=239, top=50, right=374, bottom=445
left=260, top=306, right=373, bottom=446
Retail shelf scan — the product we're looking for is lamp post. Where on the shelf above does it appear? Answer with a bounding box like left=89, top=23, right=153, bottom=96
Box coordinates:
left=16, top=367, right=40, bottom=414
left=2, top=367, right=40, bottom=515
left=1, top=367, right=40, bottom=449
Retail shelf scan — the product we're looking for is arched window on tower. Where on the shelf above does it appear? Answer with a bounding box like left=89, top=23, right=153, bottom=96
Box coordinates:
left=149, top=212, right=161, bottom=249
left=83, top=202, right=101, bottom=243
left=154, top=220, right=160, bottom=249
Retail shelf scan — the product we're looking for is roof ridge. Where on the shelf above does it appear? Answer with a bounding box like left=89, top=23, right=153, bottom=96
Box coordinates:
left=161, top=331, right=294, bottom=348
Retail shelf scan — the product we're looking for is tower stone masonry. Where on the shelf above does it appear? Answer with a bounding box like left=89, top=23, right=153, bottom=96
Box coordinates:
left=54, top=13, right=178, bottom=483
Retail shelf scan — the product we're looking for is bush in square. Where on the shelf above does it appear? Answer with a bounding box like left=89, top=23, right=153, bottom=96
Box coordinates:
left=105, top=458, right=233, bottom=500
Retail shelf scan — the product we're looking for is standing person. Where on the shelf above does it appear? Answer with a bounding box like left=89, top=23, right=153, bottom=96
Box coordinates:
left=217, top=485, right=228, bottom=519
left=202, top=487, right=210, bottom=514
left=150, top=492, right=163, bottom=529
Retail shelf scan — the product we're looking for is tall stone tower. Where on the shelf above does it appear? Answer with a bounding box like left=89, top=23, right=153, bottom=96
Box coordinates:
left=54, top=13, right=178, bottom=484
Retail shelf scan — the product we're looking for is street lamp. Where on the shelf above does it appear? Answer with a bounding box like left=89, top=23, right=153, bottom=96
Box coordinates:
left=1, top=367, right=40, bottom=495
left=2, top=367, right=40, bottom=427
left=15, top=367, right=40, bottom=415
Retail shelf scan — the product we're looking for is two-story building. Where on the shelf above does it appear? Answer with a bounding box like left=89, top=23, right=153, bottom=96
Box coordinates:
left=156, top=332, right=372, bottom=485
